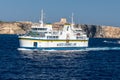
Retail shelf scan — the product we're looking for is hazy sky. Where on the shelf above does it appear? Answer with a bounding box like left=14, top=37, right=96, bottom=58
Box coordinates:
left=0, top=0, right=120, bottom=26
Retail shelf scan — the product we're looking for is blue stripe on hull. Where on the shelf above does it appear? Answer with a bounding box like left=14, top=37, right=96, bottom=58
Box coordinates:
left=19, top=47, right=87, bottom=51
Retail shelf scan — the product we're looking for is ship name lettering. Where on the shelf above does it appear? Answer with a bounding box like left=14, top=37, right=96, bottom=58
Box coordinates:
left=57, top=43, right=76, bottom=46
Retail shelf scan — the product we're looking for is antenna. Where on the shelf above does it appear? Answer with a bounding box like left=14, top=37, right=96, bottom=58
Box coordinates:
left=41, top=9, right=44, bottom=23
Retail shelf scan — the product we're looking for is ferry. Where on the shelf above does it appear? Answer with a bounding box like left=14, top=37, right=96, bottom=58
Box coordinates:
left=18, top=10, right=89, bottom=51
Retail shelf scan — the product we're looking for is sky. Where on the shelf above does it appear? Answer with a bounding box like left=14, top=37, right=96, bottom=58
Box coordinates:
left=0, top=0, right=120, bottom=26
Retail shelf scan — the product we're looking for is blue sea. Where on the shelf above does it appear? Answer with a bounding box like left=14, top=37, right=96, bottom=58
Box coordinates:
left=0, top=35, right=120, bottom=80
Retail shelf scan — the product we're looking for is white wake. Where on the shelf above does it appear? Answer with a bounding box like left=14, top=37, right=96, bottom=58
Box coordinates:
left=18, top=47, right=120, bottom=52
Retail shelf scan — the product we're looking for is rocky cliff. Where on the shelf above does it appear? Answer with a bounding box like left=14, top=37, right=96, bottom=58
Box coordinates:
left=78, top=24, right=120, bottom=38
left=0, top=22, right=32, bottom=34
left=0, top=22, right=120, bottom=38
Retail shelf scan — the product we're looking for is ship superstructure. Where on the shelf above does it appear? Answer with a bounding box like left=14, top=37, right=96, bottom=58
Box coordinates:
left=19, top=10, right=89, bottom=51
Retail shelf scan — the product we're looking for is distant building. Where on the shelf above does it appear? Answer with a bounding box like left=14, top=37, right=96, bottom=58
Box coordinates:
left=60, top=18, right=67, bottom=24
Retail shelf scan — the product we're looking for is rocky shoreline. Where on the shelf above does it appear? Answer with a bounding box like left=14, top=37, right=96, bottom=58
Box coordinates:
left=0, top=21, right=120, bottom=38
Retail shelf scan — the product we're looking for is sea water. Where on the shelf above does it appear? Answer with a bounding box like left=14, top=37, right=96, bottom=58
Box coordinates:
left=0, top=34, right=120, bottom=80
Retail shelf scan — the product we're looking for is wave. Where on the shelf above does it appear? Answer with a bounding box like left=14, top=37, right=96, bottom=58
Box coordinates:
left=18, top=47, right=120, bottom=52
left=84, top=47, right=120, bottom=51
left=103, top=40, right=120, bottom=44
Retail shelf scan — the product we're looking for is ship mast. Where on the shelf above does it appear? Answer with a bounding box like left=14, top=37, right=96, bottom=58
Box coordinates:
left=71, top=13, right=74, bottom=30
left=39, top=9, right=44, bottom=27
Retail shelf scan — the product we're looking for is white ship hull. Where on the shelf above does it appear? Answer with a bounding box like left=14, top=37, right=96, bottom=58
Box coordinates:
left=19, top=37, right=89, bottom=50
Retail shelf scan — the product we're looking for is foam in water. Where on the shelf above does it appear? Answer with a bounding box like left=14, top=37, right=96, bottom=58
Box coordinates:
left=103, top=40, right=120, bottom=44
left=18, top=47, right=120, bottom=53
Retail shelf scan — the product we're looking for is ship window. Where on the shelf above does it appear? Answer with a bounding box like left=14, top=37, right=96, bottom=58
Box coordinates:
left=54, top=36, right=58, bottom=38
left=28, top=32, right=40, bottom=37
left=39, top=32, right=45, bottom=37
left=47, top=36, right=59, bottom=39
left=32, top=28, right=37, bottom=30
left=76, top=37, right=84, bottom=40
left=38, top=28, right=47, bottom=30
left=67, top=26, right=69, bottom=31
left=60, top=32, right=62, bottom=35
left=33, top=42, right=37, bottom=47
left=32, top=28, right=47, bottom=30
left=53, top=32, right=58, bottom=35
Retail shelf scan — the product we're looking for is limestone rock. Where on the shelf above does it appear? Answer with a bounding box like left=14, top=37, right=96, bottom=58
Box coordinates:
left=0, top=22, right=32, bottom=34
left=0, top=21, right=120, bottom=38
